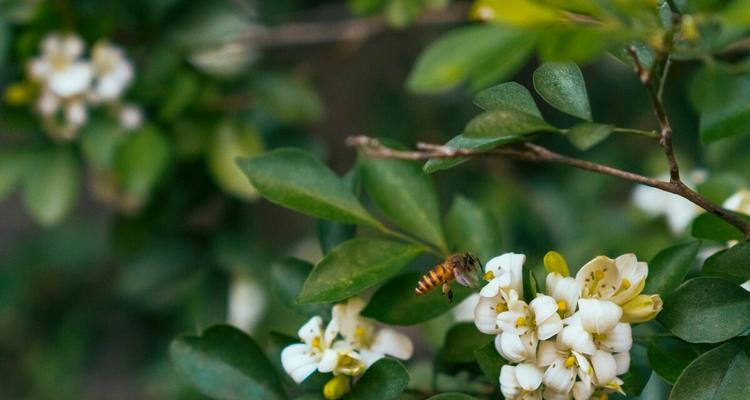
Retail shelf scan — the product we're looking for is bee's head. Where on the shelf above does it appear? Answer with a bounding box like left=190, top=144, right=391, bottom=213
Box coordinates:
left=463, top=252, right=481, bottom=270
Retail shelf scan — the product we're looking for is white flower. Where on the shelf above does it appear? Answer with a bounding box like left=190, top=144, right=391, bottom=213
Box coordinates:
left=474, top=287, right=518, bottom=334
left=318, top=340, right=366, bottom=377
left=557, top=314, right=596, bottom=355
left=496, top=330, right=538, bottom=363
left=480, top=252, right=525, bottom=298
left=227, top=275, right=266, bottom=333
left=36, top=90, right=59, bottom=116
left=574, top=352, right=626, bottom=399
left=575, top=254, right=648, bottom=306
left=119, top=104, right=143, bottom=130
left=500, top=363, right=543, bottom=400
left=495, top=294, right=563, bottom=363
left=28, top=33, right=92, bottom=98
left=537, top=339, right=592, bottom=394
left=632, top=171, right=705, bottom=235
left=723, top=189, right=750, bottom=215
left=90, top=40, right=134, bottom=101
left=577, top=299, right=622, bottom=335
left=331, top=297, right=412, bottom=367
left=546, top=272, right=579, bottom=318
left=281, top=316, right=338, bottom=383
left=65, top=99, right=87, bottom=126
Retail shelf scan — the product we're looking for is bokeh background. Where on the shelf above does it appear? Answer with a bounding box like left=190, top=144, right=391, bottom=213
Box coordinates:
left=1, top=0, right=749, bottom=398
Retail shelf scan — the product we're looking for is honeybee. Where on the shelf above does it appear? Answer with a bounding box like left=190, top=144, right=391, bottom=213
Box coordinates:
left=415, top=252, right=481, bottom=302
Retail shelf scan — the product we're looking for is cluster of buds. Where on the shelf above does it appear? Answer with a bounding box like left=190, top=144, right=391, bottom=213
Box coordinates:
left=281, top=298, right=413, bottom=399
left=21, top=33, right=142, bottom=139
left=474, top=252, right=662, bottom=400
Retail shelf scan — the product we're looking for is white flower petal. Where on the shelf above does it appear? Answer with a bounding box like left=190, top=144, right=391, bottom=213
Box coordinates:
left=536, top=312, right=563, bottom=340
left=281, top=343, right=320, bottom=383
left=479, top=278, right=502, bottom=297
left=370, top=328, right=413, bottom=360
left=515, top=362, right=543, bottom=391
left=536, top=340, right=560, bottom=367
left=609, top=254, right=648, bottom=305
left=547, top=273, right=579, bottom=317
left=614, top=351, right=630, bottom=376
left=486, top=253, right=525, bottom=296
left=591, top=350, right=617, bottom=386
left=298, top=316, right=324, bottom=344
left=543, top=387, right=571, bottom=400
left=497, top=310, right=527, bottom=334
left=578, top=299, right=622, bottom=334
left=598, top=323, right=632, bottom=353
left=496, top=331, right=535, bottom=363
left=576, top=256, right=620, bottom=300
left=573, top=380, right=594, bottom=400
left=558, top=319, right=596, bottom=355
left=530, top=294, right=558, bottom=324
left=542, top=357, right=576, bottom=393
left=358, top=349, right=384, bottom=368
left=474, top=295, right=502, bottom=334
left=49, top=62, right=92, bottom=97
left=500, top=365, right=521, bottom=398
left=317, top=348, right=339, bottom=373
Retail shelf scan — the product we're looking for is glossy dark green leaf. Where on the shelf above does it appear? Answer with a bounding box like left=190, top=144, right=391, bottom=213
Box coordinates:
left=422, top=134, right=523, bottom=174
left=237, top=149, right=380, bottom=227
left=659, top=277, right=750, bottom=343
left=620, top=343, right=651, bottom=396
left=444, top=195, right=502, bottom=262
left=643, top=241, right=701, bottom=300
left=115, top=126, right=171, bottom=200
left=23, top=149, right=79, bottom=227
left=347, top=358, right=409, bottom=400
left=426, top=394, right=478, bottom=400
left=439, top=323, right=493, bottom=364
left=316, top=221, right=356, bottom=255
left=360, top=157, right=447, bottom=251
left=472, top=82, right=542, bottom=117
left=297, top=238, right=422, bottom=304
left=691, top=212, right=750, bottom=242
left=566, top=122, right=613, bottom=151
left=462, top=108, right=557, bottom=139
left=646, top=336, right=704, bottom=384
left=407, top=25, right=534, bottom=93
left=362, top=272, right=472, bottom=325
left=689, top=65, right=750, bottom=143
left=271, top=258, right=330, bottom=317
left=170, top=325, right=287, bottom=400
left=669, top=340, right=750, bottom=400
left=474, top=341, right=507, bottom=384
left=703, top=241, right=750, bottom=284
left=533, top=62, right=592, bottom=121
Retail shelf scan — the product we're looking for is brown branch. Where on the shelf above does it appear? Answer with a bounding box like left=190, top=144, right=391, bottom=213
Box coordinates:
left=347, top=135, right=750, bottom=239
left=240, top=3, right=468, bottom=48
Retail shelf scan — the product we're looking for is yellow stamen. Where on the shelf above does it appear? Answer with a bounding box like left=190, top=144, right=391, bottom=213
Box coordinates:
left=495, top=302, right=507, bottom=313
left=557, top=300, right=567, bottom=313
left=355, top=327, right=365, bottom=338
left=621, top=279, right=631, bottom=289
left=598, top=394, right=608, bottom=400
left=564, top=355, right=577, bottom=368
left=594, top=270, right=604, bottom=280
left=323, top=375, right=350, bottom=400
left=515, top=317, right=527, bottom=327
left=311, top=336, right=321, bottom=350
left=483, top=271, right=495, bottom=281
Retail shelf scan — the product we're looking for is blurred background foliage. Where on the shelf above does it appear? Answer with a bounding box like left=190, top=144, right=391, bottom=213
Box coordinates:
left=1, top=0, right=750, bottom=399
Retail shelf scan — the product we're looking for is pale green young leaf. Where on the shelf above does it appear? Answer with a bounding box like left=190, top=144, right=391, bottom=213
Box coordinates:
left=462, top=108, right=557, bottom=138
left=567, top=122, right=613, bottom=151
left=360, top=157, right=447, bottom=251
left=669, top=340, right=750, bottom=400
left=115, top=126, right=172, bottom=200
left=208, top=120, right=264, bottom=201
left=444, top=195, right=502, bottom=262
left=23, top=149, right=79, bottom=227
left=643, top=241, right=701, bottom=300
left=659, top=277, right=750, bottom=343
left=533, top=62, right=592, bottom=120
left=472, top=82, right=542, bottom=117
left=170, top=325, right=287, bottom=400
left=347, top=358, right=409, bottom=400
left=297, top=238, right=422, bottom=304
left=237, top=149, right=380, bottom=227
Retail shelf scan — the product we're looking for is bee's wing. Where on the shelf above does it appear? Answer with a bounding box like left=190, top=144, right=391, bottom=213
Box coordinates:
left=454, top=266, right=481, bottom=288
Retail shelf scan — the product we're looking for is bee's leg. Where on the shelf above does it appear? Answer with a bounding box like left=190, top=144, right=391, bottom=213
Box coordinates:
left=442, top=283, right=453, bottom=303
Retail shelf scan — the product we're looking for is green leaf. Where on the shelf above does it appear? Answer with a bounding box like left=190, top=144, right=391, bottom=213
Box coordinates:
left=297, top=238, right=422, bottom=304
left=444, top=195, right=502, bottom=262
left=170, top=325, right=287, bottom=400
left=422, top=134, right=520, bottom=174
left=254, top=73, right=323, bottom=124
left=689, top=65, right=750, bottom=143
left=347, top=358, right=409, bottom=400
left=669, top=340, right=750, bottom=400
left=473, top=341, right=507, bottom=384
left=643, top=241, right=701, bottom=300
left=703, top=242, right=750, bottom=284
left=532, top=62, right=592, bottom=120
left=646, top=336, right=704, bottom=384
left=271, top=258, right=330, bottom=317
left=237, top=149, right=379, bottom=227
left=360, top=157, right=447, bottom=251
left=80, top=120, right=127, bottom=170
left=659, top=277, right=750, bottom=343
left=691, top=212, right=750, bottom=242
left=23, top=149, right=79, bottom=227
left=115, top=126, right=171, bottom=201
left=462, top=108, right=557, bottom=139
left=208, top=120, right=264, bottom=200
left=620, top=343, right=651, bottom=396
left=439, top=323, right=494, bottom=363
left=472, top=82, right=542, bottom=117
left=0, top=149, right=32, bottom=201
left=566, top=122, right=613, bottom=151
left=426, top=394, right=478, bottom=400
left=362, top=272, right=472, bottom=325
left=407, top=25, right=535, bottom=94
left=316, top=221, right=356, bottom=255
left=522, top=266, right=538, bottom=303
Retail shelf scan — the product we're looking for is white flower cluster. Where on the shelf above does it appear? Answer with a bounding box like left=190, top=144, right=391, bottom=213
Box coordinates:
left=27, top=33, right=142, bottom=139
left=281, top=297, right=413, bottom=399
left=474, top=252, right=662, bottom=400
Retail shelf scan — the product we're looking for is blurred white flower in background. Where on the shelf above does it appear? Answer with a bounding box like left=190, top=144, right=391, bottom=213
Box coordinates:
left=632, top=170, right=706, bottom=235
left=227, top=274, right=266, bottom=333
left=25, top=32, right=143, bottom=139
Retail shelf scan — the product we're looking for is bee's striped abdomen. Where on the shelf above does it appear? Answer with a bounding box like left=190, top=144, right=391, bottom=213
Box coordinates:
left=415, top=264, right=453, bottom=295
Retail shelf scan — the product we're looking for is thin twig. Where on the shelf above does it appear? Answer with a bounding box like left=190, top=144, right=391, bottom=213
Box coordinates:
left=657, top=56, right=672, bottom=102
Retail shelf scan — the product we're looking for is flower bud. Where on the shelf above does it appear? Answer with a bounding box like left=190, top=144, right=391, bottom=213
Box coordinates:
left=544, top=251, right=570, bottom=277
left=621, top=294, right=662, bottom=323
left=323, top=375, right=350, bottom=400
